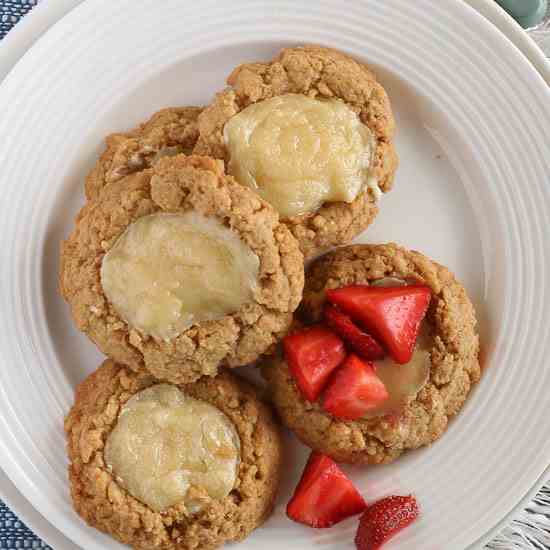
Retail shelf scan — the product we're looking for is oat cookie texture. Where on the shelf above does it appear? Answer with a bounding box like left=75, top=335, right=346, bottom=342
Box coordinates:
left=86, top=107, right=202, bottom=200
left=60, top=155, right=304, bottom=384
left=65, top=361, right=282, bottom=550
left=195, top=46, right=398, bottom=258
left=263, top=243, right=481, bottom=464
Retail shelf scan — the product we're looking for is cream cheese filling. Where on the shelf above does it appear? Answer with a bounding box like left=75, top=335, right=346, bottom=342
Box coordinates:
left=104, top=384, right=240, bottom=513
left=224, top=93, right=379, bottom=218
left=101, top=212, right=260, bottom=341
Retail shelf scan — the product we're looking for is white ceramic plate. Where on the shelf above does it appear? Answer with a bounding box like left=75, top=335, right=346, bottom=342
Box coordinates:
left=1, top=4, right=547, bottom=550
left=0, top=1, right=550, bottom=549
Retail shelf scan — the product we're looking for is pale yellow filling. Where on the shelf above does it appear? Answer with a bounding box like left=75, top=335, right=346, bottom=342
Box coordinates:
left=100, top=212, right=260, bottom=341
left=224, top=93, right=378, bottom=218
left=365, top=325, right=431, bottom=418
left=104, top=384, right=240, bottom=513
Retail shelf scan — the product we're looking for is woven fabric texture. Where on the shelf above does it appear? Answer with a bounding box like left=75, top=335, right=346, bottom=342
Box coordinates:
left=0, top=0, right=36, bottom=39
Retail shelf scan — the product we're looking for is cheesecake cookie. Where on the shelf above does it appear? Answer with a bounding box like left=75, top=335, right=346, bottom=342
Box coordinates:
left=60, top=155, right=304, bottom=384
left=263, top=244, right=481, bottom=464
left=86, top=106, right=202, bottom=200
left=195, top=46, right=398, bottom=258
left=65, top=360, right=282, bottom=550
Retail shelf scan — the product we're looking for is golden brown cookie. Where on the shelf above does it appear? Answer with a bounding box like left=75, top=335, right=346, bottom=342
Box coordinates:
left=195, top=46, right=398, bottom=258
left=65, top=360, right=282, bottom=550
left=60, top=154, right=304, bottom=384
left=263, top=244, right=481, bottom=464
left=86, top=106, right=202, bottom=200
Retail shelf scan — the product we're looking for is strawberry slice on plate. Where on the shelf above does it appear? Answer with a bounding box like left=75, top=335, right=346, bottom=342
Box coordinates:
left=324, top=305, right=385, bottom=360
left=323, top=354, right=389, bottom=421
left=326, top=285, right=432, bottom=364
left=283, top=325, right=346, bottom=402
left=355, top=495, right=419, bottom=550
left=287, top=451, right=367, bottom=528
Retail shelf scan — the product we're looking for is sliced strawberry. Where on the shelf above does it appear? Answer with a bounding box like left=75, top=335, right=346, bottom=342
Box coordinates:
left=355, top=495, right=419, bottom=550
left=323, top=354, right=389, bottom=421
left=326, top=285, right=432, bottom=364
left=283, top=325, right=347, bottom=402
left=287, top=451, right=367, bottom=528
left=324, top=305, right=385, bottom=361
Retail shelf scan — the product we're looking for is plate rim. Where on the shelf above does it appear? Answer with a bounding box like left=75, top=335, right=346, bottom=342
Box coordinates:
left=0, top=470, right=80, bottom=550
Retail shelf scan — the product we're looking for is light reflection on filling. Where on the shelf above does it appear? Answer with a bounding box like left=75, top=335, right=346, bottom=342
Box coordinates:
left=101, top=212, right=260, bottom=341
left=104, top=384, right=240, bottom=513
left=224, top=93, right=379, bottom=218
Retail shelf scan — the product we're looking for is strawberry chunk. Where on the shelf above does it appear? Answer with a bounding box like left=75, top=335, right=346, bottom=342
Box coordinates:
left=355, top=495, right=419, bottom=550
left=283, top=325, right=346, bottom=402
left=326, top=285, right=432, bottom=364
left=323, top=355, right=389, bottom=421
left=287, top=451, right=367, bottom=528
left=324, top=305, right=385, bottom=360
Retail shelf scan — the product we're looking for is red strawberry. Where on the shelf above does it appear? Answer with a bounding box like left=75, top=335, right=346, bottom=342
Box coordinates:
left=323, top=354, right=388, bottom=421
left=326, top=285, right=432, bottom=364
left=287, top=451, right=367, bottom=528
left=324, top=305, right=385, bottom=360
left=283, top=325, right=346, bottom=402
left=355, top=495, right=419, bottom=550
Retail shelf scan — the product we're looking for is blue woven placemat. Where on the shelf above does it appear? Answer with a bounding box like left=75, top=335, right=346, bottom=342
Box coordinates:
left=0, top=0, right=36, bottom=39
left=0, top=2, right=549, bottom=549
left=0, top=504, right=49, bottom=549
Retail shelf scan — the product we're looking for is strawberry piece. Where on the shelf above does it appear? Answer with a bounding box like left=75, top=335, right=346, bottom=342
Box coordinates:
left=287, top=451, right=367, bottom=528
left=326, top=285, right=432, bottom=364
left=355, top=495, right=419, bottom=550
left=283, top=325, right=347, bottom=402
left=324, top=305, right=385, bottom=360
left=323, top=355, right=389, bottom=421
